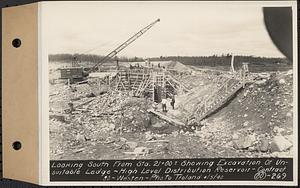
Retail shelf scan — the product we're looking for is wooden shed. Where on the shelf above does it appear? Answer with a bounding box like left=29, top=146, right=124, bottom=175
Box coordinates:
left=59, top=67, right=84, bottom=79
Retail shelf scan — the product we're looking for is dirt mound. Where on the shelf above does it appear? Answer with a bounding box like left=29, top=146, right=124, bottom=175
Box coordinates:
left=165, top=61, right=192, bottom=72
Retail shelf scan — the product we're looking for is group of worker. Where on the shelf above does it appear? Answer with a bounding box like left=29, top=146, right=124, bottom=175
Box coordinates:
left=161, top=95, right=175, bottom=112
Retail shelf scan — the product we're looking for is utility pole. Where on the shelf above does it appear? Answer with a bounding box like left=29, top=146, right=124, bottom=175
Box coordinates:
left=231, top=54, right=235, bottom=72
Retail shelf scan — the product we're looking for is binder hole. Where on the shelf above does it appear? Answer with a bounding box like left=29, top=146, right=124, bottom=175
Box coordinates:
left=12, top=141, right=22, bottom=150
left=12, top=38, right=21, bottom=48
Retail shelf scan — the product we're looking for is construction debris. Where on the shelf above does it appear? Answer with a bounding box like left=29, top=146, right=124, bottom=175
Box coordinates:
left=270, top=135, right=293, bottom=152
left=49, top=57, right=294, bottom=160
left=147, top=109, right=185, bottom=126
left=126, top=141, right=138, bottom=149
left=146, top=140, right=169, bottom=143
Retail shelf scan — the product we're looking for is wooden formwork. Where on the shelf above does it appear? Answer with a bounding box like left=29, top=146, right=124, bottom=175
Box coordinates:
left=114, top=68, right=189, bottom=100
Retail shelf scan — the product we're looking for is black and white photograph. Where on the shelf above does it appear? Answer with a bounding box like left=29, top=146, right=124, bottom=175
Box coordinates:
left=46, top=1, right=296, bottom=162
left=0, top=0, right=297, bottom=186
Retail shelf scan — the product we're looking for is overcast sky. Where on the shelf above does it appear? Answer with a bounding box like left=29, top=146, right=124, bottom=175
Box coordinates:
left=42, top=1, right=292, bottom=58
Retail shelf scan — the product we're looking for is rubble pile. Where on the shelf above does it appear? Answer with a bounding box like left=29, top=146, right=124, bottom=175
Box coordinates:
left=226, top=126, right=294, bottom=158
left=208, top=70, right=294, bottom=157
left=49, top=88, right=155, bottom=159
left=166, top=61, right=193, bottom=73
left=194, top=118, right=233, bottom=149
left=49, top=82, right=109, bottom=111
left=174, top=71, right=223, bottom=90
left=234, top=71, right=293, bottom=132
left=49, top=58, right=294, bottom=159
left=87, top=92, right=152, bottom=132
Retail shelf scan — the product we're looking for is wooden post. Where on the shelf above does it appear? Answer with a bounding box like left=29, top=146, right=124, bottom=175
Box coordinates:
left=162, top=70, right=166, bottom=98
left=241, top=62, right=248, bottom=88
left=242, top=74, right=245, bottom=88
left=152, top=72, right=156, bottom=102
left=231, top=54, right=235, bottom=72
left=120, top=112, right=124, bottom=135
left=142, top=69, right=145, bottom=80
left=241, top=70, right=243, bottom=80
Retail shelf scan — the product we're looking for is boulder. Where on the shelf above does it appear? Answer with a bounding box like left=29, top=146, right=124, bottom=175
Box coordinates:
left=284, top=134, right=294, bottom=144
left=279, top=79, right=286, bottom=84
left=285, top=70, right=293, bottom=75
left=49, top=114, right=66, bottom=122
left=75, top=133, right=86, bottom=142
left=243, top=121, right=249, bottom=127
left=232, top=133, right=239, bottom=140
left=108, top=123, right=116, bottom=131
left=134, top=146, right=151, bottom=154
left=171, top=130, right=179, bottom=137
left=259, top=139, right=269, bottom=152
left=273, top=126, right=285, bottom=135
left=152, top=122, right=163, bottom=128
left=270, top=135, right=292, bottom=152
left=247, top=127, right=254, bottom=133
left=270, top=151, right=292, bottom=158
left=119, top=137, right=127, bottom=142
left=256, top=79, right=267, bottom=85
left=126, top=141, right=138, bottom=149
left=145, top=134, right=156, bottom=141
left=258, top=73, right=270, bottom=79
left=248, top=146, right=257, bottom=152
left=233, top=133, right=256, bottom=149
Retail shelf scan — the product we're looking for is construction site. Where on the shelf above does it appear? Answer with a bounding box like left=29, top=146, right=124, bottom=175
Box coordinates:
left=49, top=19, right=294, bottom=160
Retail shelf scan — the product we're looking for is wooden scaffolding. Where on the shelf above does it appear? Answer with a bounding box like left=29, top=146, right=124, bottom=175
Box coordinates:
left=113, top=68, right=189, bottom=101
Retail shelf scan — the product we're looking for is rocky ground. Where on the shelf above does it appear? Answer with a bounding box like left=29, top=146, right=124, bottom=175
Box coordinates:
left=211, top=70, right=294, bottom=158
left=49, top=64, right=294, bottom=160
left=162, top=70, right=293, bottom=159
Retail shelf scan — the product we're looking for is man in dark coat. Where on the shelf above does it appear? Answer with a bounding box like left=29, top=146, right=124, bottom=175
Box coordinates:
left=170, top=95, right=175, bottom=110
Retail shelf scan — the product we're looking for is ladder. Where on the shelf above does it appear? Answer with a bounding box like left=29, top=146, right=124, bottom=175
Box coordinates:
left=114, top=72, right=130, bottom=91
left=189, top=78, right=244, bottom=124
left=135, top=77, right=151, bottom=96
left=165, top=72, right=190, bottom=92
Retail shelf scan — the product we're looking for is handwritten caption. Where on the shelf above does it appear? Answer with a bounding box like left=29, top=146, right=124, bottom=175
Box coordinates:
left=50, top=158, right=293, bottom=181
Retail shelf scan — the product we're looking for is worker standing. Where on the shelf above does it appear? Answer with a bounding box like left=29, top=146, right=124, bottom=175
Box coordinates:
left=170, top=95, right=175, bottom=110
left=161, top=98, right=167, bottom=112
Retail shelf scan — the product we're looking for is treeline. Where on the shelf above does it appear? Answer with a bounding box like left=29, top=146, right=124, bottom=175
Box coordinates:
left=49, top=53, right=290, bottom=68
left=49, top=54, right=144, bottom=63
left=149, top=55, right=291, bottom=67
